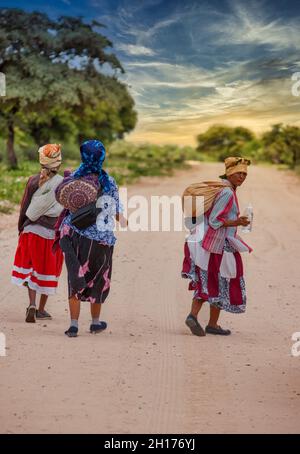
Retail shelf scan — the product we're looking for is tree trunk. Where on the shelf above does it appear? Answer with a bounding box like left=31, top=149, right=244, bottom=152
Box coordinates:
left=31, top=128, right=51, bottom=148
left=78, top=134, right=85, bottom=146
left=292, top=146, right=300, bottom=168
left=7, top=118, right=18, bottom=169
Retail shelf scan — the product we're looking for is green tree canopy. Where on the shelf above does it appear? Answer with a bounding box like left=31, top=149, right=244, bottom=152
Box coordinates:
left=262, top=124, right=300, bottom=167
left=0, top=8, right=137, bottom=167
left=196, top=125, right=255, bottom=161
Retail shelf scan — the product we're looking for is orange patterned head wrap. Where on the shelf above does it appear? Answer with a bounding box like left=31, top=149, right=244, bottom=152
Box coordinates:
left=38, top=144, right=62, bottom=169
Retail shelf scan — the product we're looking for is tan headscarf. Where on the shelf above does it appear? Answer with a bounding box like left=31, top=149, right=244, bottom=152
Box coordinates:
left=38, top=143, right=62, bottom=187
left=220, top=157, right=251, bottom=179
left=182, top=157, right=251, bottom=218
left=38, top=143, right=62, bottom=168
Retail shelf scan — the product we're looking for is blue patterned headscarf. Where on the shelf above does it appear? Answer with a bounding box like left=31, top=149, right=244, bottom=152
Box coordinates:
left=72, top=140, right=111, bottom=193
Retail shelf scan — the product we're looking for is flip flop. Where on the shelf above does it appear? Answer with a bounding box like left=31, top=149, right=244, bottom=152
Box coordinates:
left=205, top=325, right=231, bottom=336
left=25, top=305, right=36, bottom=323
left=36, top=310, right=52, bottom=320
left=185, top=314, right=206, bottom=336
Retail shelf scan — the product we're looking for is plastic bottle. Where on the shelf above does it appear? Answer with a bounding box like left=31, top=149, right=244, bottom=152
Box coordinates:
left=241, top=204, right=253, bottom=233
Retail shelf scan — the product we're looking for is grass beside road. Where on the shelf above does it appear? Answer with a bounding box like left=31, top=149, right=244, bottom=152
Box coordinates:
left=0, top=141, right=200, bottom=213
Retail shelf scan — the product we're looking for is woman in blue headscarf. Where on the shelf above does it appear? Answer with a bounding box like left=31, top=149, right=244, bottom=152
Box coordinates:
left=56, top=140, right=127, bottom=337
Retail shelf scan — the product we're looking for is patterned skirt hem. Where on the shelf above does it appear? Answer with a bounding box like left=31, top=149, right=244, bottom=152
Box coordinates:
left=192, top=291, right=246, bottom=314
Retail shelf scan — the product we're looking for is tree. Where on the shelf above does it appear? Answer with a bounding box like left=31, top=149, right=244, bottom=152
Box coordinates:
left=71, top=73, right=137, bottom=145
left=0, top=9, right=137, bottom=167
left=25, top=107, right=78, bottom=146
left=196, top=125, right=254, bottom=161
left=262, top=124, right=300, bottom=167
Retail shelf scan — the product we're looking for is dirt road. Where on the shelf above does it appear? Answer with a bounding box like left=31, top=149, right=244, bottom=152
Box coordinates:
left=0, top=162, right=300, bottom=434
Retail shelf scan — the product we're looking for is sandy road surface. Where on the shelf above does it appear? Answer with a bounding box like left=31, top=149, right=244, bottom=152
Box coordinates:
left=0, top=162, right=300, bottom=434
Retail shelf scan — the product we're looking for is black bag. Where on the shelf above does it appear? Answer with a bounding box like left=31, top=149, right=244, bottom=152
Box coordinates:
left=70, top=186, right=103, bottom=230
left=70, top=202, right=103, bottom=230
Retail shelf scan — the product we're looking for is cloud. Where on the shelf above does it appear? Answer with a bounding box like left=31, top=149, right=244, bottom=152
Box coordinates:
left=91, top=0, right=300, bottom=145
left=117, top=44, right=156, bottom=56
left=126, top=107, right=300, bottom=146
left=122, top=55, right=300, bottom=145
left=124, top=61, right=217, bottom=89
left=210, top=1, right=300, bottom=51
left=134, top=17, right=181, bottom=44
left=123, top=54, right=300, bottom=120
left=127, top=94, right=300, bottom=146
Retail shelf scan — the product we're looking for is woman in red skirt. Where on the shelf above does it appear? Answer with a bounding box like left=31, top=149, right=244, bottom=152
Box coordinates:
left=11, top=144, right=64, bottom=323
left=182, top=157, right=252, bottom=336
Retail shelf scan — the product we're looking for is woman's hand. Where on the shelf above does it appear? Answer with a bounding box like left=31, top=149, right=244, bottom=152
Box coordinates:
left=236, top=216, right=250, bottom=227
left=223, top=216, right=250, bottom=227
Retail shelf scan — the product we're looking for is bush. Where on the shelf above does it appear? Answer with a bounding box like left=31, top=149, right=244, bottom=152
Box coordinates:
left=106, top=141, right=192, bottom=183
left=0, top=140, right=198, bottom=210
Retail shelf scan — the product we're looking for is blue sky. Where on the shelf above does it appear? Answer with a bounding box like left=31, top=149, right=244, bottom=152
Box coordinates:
left=1, top=0, right=300, bottom=144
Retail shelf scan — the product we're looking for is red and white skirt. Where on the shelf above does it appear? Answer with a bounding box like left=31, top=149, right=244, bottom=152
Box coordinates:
left=11, top=232, right=64, bottom=295
left=182, top=238, right=247, bottom=314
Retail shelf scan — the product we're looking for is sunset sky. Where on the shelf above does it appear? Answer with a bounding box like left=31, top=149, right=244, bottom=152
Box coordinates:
left=2, top=0, right=300, bottom=145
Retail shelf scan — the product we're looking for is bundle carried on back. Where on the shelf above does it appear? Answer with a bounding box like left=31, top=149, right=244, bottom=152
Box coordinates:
left=182, top=180, right=226, bottom=219
left=26, top=174, right=63, bottom=222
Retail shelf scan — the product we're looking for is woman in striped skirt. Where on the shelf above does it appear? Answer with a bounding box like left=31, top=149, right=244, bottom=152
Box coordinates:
left=11, top=144, right=64, bottom=323
left=182, top=157, right=252, bottom=336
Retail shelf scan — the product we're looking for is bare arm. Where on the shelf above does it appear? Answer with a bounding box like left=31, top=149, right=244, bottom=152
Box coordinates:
left=116, top=212, right=128, bottom=227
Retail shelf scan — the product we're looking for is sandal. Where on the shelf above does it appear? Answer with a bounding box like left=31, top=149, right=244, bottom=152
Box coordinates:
left=36, top=310, right=52, bottom=320
left=25, top=305, right=36, bottom=323
left=90, top=321, right=107, bottom=334
left=205, top=325, right=231, bottom=336
left=185, top=314, right=205, bottom=336
left=65, top=326, right=78, bottom=338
